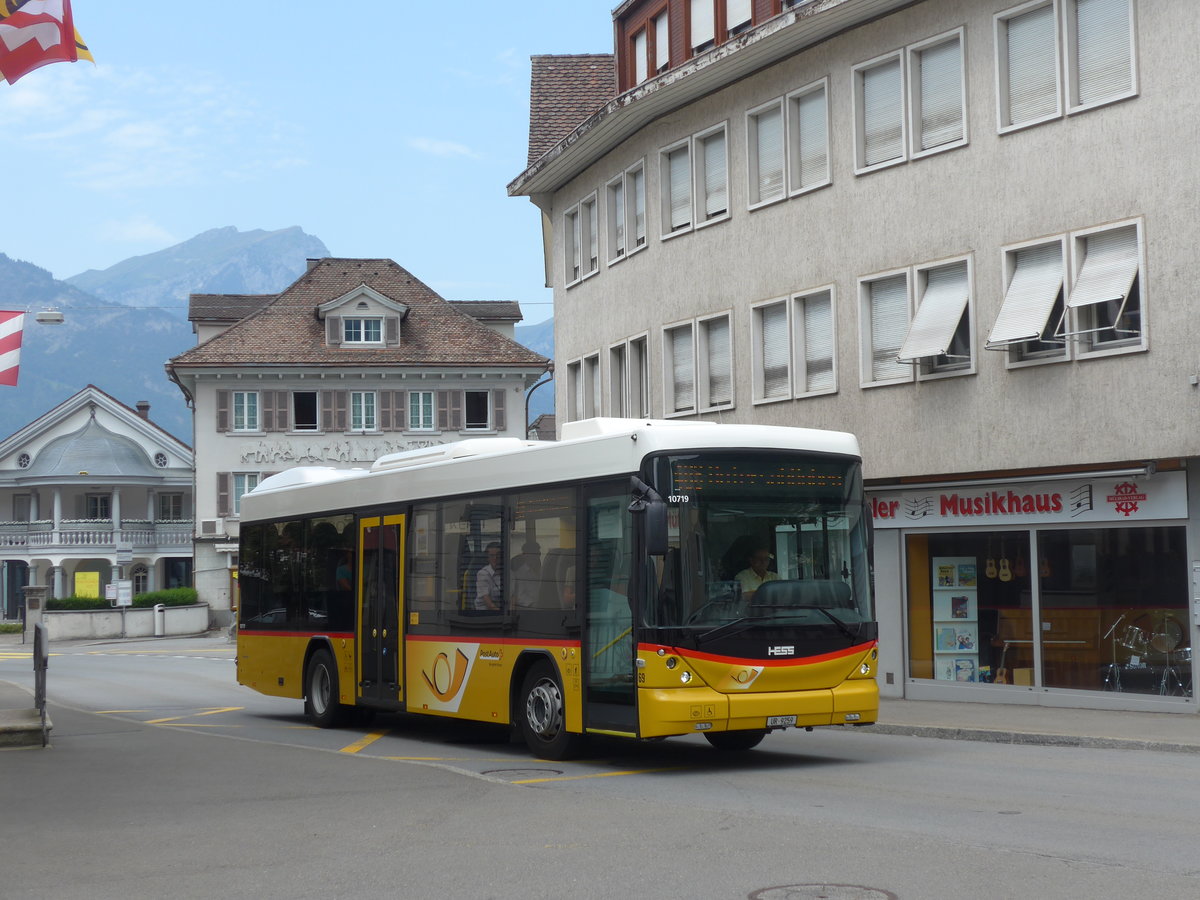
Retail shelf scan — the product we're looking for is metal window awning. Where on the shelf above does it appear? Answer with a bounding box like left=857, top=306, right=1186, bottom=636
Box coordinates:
left=1056, top=226, right=1139, bottom=338
left=985, top=243, right=1063, bottom=348
left=897, top=263, right=969, bottom=362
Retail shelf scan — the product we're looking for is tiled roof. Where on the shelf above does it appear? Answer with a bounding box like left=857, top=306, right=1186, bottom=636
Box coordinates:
left=527, top=54, right=617, bottom=167
left=450, top=300, right=523, bottom=322
left=167, top=259, right=549, bottom=370
left=189, top=293, right=275, bottom=322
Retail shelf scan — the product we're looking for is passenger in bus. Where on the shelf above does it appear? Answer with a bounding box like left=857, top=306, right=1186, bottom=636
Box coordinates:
left=735, top=546, right=779, bottom=600
left=511, top=541, right=542, bottom=608
left=559, top=567, right=576, bottom=609
left=474, top=542, right=504, bottom=612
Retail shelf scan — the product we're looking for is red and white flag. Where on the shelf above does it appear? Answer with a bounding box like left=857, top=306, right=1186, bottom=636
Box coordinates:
left=0, top=0, right=87, bottom=86
left=0, top=310, right=25, bottom=386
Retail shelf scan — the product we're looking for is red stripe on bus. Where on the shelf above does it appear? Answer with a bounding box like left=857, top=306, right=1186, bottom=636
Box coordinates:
left=406, top=633, right=582, bottom=648
left=638, top=640, right=876, bottom=667
left=238, top=630, right=356, bottom=639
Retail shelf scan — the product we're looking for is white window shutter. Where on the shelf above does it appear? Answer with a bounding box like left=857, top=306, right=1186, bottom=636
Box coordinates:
left=631, top=167, right=646, bottom=244
left=862, top=58, right=903, bottom=166
left=691, top=0, right=714, bottom=48
left=1074, top=0, right=1133, bottom=105
left=727, top=0, right=751, bottom=30
left=671, top=326, right=695, bottom=411
left=1006, top=4, right=1058, bottom=125
left=326, top=315, right=341, bottom=345
left=611, top=180, right=625, bottom=255
left=655, top=12, right=670, bottom=70
left=918, top=37, right=963, bottom=150
left=793, top=86, right=828, bottom=189
left=870, top=275, right=909, bottom=380
left=802, top=293, right=834, bottom=392
left=987, top=244, right=1064, bottom=347
left=899, top=262, right=970, bottom=362
left=705, top=317, right=731, bottom=406
left=669, top=147, right=691, bottom=230
left=1067, top=226, right=1139, bottom=310
left=634, top=30, right=648, bottom=83
left=702, top=131, right=726, bottom=218
left=755, top=106, right=784, bottom=202
left=761, top=304, right=789, bottom=398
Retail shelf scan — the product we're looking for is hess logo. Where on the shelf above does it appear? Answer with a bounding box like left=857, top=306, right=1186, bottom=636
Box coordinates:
left=766, top=645, right=795, bottom=657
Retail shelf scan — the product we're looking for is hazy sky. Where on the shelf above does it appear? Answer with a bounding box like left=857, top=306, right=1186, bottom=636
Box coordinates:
left=0, top=2, right=617, bottom=324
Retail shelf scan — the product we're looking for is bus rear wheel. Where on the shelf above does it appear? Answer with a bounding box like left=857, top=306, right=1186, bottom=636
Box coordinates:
left=305, top=648, right=348, bottom=728
left=519, top=662, right=582, bottom=760
left=704, top=729, right=766, bottom=752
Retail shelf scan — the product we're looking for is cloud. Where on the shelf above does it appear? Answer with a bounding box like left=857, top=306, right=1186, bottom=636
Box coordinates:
left=96, top=215, right=177, bottom=247
left=406, top=137, right=481, bottom=160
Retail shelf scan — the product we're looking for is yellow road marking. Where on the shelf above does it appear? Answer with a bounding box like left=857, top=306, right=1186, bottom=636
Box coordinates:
left=512, top=766, right=684, bottom=784
left=88, top=648, right=235, bottom=656
left=145, top=706, right=243, bottom=724
left=340, top=729, right=390, bottom=753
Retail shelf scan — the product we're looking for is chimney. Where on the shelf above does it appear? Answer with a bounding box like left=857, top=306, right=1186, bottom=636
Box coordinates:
left=136, top=401, right=151, bottom=419
left=306, top=258, right=321, bottom=272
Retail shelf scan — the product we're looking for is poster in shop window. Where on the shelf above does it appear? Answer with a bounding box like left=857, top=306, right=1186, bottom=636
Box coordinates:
left=932, top=557, right=979, bottom=682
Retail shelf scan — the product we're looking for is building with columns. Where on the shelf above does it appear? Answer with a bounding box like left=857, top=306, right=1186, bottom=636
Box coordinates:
left=0, top=385, right=194, bottom=618
left=166, top=257, right=550, bottom=626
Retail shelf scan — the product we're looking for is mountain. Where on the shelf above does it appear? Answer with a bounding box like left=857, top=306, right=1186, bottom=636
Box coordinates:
left=515, top=317, right=555, bottom=420
left=65, top=226, right=330, bottom=316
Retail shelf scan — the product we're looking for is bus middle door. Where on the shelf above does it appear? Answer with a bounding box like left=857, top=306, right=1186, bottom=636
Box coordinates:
left=357, top=514, right=405, bottom=706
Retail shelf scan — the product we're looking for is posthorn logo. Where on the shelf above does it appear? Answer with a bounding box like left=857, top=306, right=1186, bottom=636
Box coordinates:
left=1106, top=481, right=1146, bottom=517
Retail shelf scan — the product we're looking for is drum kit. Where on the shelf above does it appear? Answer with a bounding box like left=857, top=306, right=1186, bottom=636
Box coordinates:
left=1102, top=612, right=1191, bottom=696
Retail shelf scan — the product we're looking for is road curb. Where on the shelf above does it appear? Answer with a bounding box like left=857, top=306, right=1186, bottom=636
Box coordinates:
left=867, top=722, right=1200, bottom=754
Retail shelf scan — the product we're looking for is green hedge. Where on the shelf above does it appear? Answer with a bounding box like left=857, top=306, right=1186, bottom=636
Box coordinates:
left=45, top=588, right=200, bottom=611
left=0, top=623, right=21, bottom=634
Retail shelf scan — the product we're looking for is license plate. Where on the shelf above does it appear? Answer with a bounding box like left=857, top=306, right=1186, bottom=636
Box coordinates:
left=767, top=715, right=797, bottom=728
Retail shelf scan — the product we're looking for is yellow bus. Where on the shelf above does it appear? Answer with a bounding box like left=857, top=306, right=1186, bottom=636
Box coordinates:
left=236, top=418, right=878, bottom=758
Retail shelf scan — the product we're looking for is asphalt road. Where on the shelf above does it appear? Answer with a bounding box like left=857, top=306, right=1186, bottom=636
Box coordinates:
left=3, top=637, right=1199, bottom=899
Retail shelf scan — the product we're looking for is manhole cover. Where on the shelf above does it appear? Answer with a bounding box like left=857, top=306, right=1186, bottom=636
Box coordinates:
left=751, top=886, right=897, bottom=900
left=481, top=768, right=563, bottom=779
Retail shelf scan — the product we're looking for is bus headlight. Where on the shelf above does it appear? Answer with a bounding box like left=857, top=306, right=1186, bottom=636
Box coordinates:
left=666, top=657, right=678, bottom=669
left=860, top=661, right=871, bottom=676
left=680, top=671, right=692, bottom=684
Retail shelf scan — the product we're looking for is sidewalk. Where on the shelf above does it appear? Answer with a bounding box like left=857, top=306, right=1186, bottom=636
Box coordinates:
left=2, top=629, right=1197, bottom=753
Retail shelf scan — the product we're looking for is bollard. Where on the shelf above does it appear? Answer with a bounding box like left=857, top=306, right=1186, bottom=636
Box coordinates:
left=154, top=603, right=166, bottom=637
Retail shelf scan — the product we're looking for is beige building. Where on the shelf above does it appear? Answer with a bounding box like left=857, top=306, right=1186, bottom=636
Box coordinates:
left=0, top=385, right=193, bottom=616
left=167, top=258, right=549, bottom=625
left=511, top=0, right=1200, bottom=711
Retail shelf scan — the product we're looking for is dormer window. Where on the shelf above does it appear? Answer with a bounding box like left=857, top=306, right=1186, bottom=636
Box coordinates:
left=344, top=317, right=383, bottom=344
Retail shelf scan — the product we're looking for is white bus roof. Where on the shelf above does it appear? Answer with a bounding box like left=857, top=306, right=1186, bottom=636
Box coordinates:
left=240, top=418, right=861, bottom=523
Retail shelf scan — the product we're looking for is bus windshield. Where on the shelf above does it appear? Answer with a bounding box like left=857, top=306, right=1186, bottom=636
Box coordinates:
left=645, top=451, right=872, bottom=636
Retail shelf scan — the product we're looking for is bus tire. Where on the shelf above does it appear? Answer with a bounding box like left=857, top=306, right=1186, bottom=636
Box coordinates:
left=704, top=729, right=766, bottom=752
left=519, top=661, right=582, bottom=760
left=305, top=648, right=348, bottom=728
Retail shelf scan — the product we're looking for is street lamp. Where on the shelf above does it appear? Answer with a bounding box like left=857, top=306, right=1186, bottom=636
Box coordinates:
left=524, top=363, right=555, bottom=439
left=35, top=308, right=64, bottom=324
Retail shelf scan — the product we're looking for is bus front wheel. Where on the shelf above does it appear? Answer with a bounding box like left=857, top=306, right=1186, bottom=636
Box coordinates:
left=305, top=648, right=348, bottom=728
left=519, top=662, right=582, bottom=760
left=704, top=729, right=766, bottom=751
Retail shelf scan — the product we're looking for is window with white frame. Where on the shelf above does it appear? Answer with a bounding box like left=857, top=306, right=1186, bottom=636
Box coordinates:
left=854, top=52, right=905, bottom=172
left=1065, top=0, right=1135, bottom=110
left=629, top=162, right=647, bottom=249
left=583, top=353, right=601, bottom=418
left=350, top=391, right=377, bottom=431
left=566, top=360, right=582, bottom=422
left=996, top=1, right=1060, bottom=130
left=232, top=473, right=259, bottom=517
left=695, top=125, right=728, bottom=224
left=691, top=0, right=715, bottom=51
left=12, top=494, right=31, bottom=522
left=233, top=391, right=259, bottom=432
left=606, top=175, right=626, bottom=262
left=898, top=259, right=973, bottom=374
left=581, top=194, right=599, bottom=276
left=794, top=289, right=836, bottom=394
left=158, top=493, right=185, bottom=521
left=699, top=314, right=733, bottom=409
left=909, top=30, right=966, bottom=155
left=132, top=564, right=148, bottom=595
left=748, top=100, right=785, bottom=207
left=861, top=272, right=912, bottom=384
left=343, top=317, right=382, bottom=344
left=754, top=300, right=790, bottom=402
left=464, top=390, right=492, bottom=430
left=664, top=323, right=696, bottom=414
left=629, top=335, right=650, bottom=417
left=787, top=79, right=830, bottom=195
left=409, top=390, right=435, bottom=431
left=1061, top=222, right=1143, bottom=353
left=86, top=494, right=111, bottom=520
left=609, top=343, right=627, bottom=416
left=661, top=141, right=693, bottom=236
left=564, top=204, right=582, bottom=283
left=292, top=391, right=319, bottom=432
left=987, top=240, right=1068, bottom=362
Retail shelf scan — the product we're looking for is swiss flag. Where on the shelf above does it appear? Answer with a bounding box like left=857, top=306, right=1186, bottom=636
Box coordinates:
left=0, top=0, right=77, bottom=86
left=0, top=310, right=25, bottom=387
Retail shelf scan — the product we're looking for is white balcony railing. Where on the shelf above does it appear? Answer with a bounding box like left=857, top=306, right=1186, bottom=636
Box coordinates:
left=0, top=520, right=194, bottom=551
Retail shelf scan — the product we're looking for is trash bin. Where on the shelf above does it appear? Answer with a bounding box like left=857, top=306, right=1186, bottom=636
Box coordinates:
left=153, top=603, right=166, bottom=637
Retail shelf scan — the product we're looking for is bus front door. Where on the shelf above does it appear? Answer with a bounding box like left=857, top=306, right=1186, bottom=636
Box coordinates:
left=358, top=515, right=405, bottom=705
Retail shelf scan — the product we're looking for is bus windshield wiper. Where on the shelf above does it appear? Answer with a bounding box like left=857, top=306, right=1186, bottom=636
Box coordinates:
left=694, top=616, right=769, bottom=644
left=795, top=605, right=856, bottom=640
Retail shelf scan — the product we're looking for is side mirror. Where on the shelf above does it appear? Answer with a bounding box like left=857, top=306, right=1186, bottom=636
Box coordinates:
left=629, top=476, right=669, bottom=557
